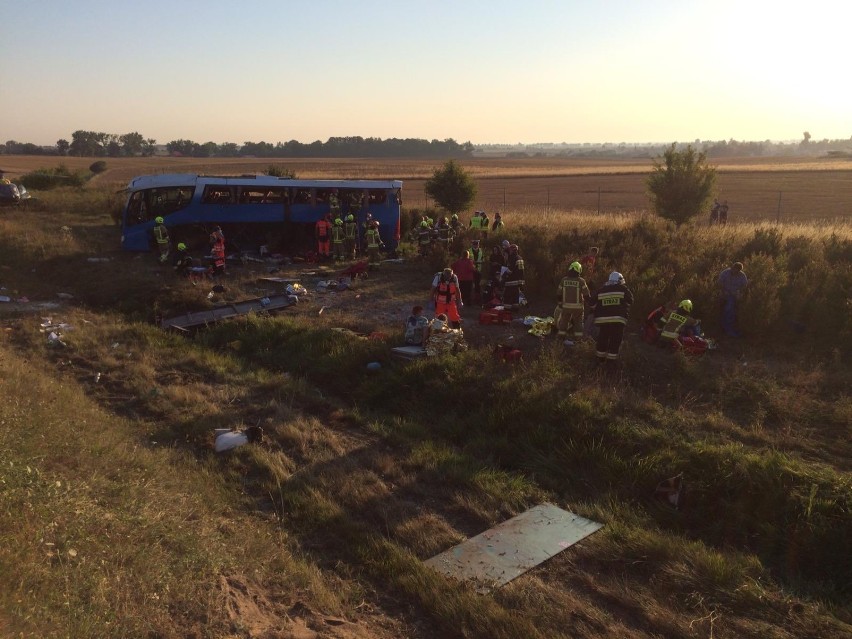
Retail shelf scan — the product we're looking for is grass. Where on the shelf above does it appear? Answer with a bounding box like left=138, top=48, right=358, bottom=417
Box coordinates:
left=0, top=171, right=850, bottom=637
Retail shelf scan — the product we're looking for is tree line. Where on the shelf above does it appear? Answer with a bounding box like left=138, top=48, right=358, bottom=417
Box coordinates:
left=1, top=132, right=475, bottom=159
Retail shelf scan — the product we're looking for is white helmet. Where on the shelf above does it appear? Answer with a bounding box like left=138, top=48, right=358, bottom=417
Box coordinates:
left=607, top=271, right=625, bottom=285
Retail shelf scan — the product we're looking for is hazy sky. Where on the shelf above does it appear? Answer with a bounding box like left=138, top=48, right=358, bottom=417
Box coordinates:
left=2, top=0, right=849, bottom=146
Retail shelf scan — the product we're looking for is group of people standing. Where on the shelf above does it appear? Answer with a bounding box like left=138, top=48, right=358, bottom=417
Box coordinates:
left=315, top=212, right=384, bottom=268
left=153, top=217, right=227, bottom=279
left=553, top=254, right=748, bottom=364
left=710, top=199, right=730, bottom=225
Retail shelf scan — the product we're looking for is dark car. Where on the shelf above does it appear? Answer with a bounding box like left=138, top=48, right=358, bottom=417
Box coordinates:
left=0, top=182, right=32, bottom=207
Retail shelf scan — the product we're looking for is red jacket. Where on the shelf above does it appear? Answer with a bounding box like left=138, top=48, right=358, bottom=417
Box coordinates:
left=451, top=257, right=476, bottom=282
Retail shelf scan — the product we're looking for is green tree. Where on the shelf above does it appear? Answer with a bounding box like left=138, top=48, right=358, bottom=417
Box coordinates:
left=120, top=132, right=145, bottom=156
left=646, top=143, right=716, bottom=225
left=56, top=139, right=70, bottom=156
left=424, top=160, right=477, bottom=216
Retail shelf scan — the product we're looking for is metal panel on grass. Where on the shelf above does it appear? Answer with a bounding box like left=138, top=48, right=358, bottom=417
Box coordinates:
left=424, top=503, right=602, bottom=593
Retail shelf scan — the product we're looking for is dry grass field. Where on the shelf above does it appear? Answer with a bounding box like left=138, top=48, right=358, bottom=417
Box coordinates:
left=3, top=154, right=851, bottom=222
left=1, top=153, right=850, bottom=638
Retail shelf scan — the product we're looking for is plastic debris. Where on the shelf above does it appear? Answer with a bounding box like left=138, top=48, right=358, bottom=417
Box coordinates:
left=214, top=426, right=263, bottom=453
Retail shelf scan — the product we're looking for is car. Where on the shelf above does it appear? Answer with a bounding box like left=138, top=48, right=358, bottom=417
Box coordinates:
left=0, top=181, right=32, bottom=207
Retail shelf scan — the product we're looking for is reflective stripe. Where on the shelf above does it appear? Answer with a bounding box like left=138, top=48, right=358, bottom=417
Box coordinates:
left=595, top=316, right=627, bottom=325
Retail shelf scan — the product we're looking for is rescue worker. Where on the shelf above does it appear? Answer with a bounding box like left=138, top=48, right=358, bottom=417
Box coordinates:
left=331, top=217, right=345, bottom=262
left=469, top=238, right=485, bottom=303
left=344, top=214, right=358, bottom=260
left=361, top=212, right=374, bottom=252
left=173, top=242, right=193, bottom=276
left=580, top=247, right=599, bottom=283
left=450, top=250, right=476, bottom=306
left=590, top=271, right=634, bottom=363
left=315, top=214, right=332, bottom=259
left=449, top=213, right=462, bottom=234
left=491, top=212, right=504, bottom=234
left=153, top=216, right=170, bottom=264
left=417, top=220, right=433, bottom=256
left=435, top=217, right=454, bottom=253
left=432, top=268, right=462, bottom=329
left=469, top=211, right=483, bottom=233
left=209, top=225, right=226, bottom=276
left=479, top=211, right=490, bottom=239
left=555, top=261, right=591, bottom=339
left=364, top=220, right=383, bottom=269
left=659, top=300, right=702, bottom=346
left=502, top=244, right=525, bottom=307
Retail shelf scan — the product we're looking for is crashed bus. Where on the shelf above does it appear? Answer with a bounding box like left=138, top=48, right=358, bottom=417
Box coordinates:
left=120, top=173, right=403, bottom=253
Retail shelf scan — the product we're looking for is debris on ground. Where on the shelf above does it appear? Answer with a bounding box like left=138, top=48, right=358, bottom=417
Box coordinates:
left=654, top=473, right=684, bottom=508
left=214, top=426, right=264, bottom=453
left=425, top=503, right=603, bottom=593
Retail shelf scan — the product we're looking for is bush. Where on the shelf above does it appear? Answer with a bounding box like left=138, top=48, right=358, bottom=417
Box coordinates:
left=265, top=165, right=296, bottom=178
left=647, top=144, right=716, bottom=225
left=19, top=164, right=86, bottom=190
left=425, top=160, right=477, bottom=216
left=89, top=160, right=108, bottom=174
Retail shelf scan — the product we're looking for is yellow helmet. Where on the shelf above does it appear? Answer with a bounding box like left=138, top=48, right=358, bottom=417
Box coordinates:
left=569, top=261, right=582, bottom=274
left=154, top=216, right=164, bottom=224
left=679, top=299, right=693, bottom=313
left=177, top=242, right=187, bottom=251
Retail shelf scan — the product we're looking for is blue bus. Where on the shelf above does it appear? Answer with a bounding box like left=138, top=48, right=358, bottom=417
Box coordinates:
left=120, top=173, right=403, bottom=253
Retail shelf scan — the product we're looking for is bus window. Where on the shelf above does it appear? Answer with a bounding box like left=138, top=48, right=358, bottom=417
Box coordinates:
left=315, top=188, right=332, bottom=204
left=238, top=187, right=289, bottom=204
left=292, top=188, right=312, bottom=205
left=368, top=189, right=388, bottom=205
left=126, top=187, right=192, bottom=226
left=202, top=186, right=233, bottom=204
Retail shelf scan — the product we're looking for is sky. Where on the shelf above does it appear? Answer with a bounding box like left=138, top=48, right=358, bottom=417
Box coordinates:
left=1, top=0, right=849, bottom=146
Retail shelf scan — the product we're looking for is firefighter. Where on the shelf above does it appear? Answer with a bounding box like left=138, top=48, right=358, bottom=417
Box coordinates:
left=555, top=261, right=590, bottom=339
left=331, top=218, right=345, bottom=262
left=449, top=213, right=462, bottom=234
left=431, top=268, right=462, bottom=329
left=502, top=244, right=525, bottom=307
left=315, top=214, right=332, bottom=259
left=361, top=212, right=374, bottom=252
left=173, top=242, right=193, bottom=276
left=153, top=216, right=170, bottom=264
left=364, top=220, right=383, bottom=269
left=435, top=217, right=454, bottom=253
left=590, top=271, right=634, bottom=362
left=209, top=225, right=226, bottom=276
left=344, top=214, right=358, bottom=260
left=417, top=220, right=433, bottom=256
left=659, top=300, right=702, bottom=346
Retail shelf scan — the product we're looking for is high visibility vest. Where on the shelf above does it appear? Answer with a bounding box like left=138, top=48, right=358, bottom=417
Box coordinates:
left=559, top=277, right=585, bottom=308
left=435, top=280, right=458, bottom=304
left=470, top=247, right=484, bottom=270
left=418, top=229, right=432, bottom=245
left=661, top=311, right=689, bottom=340
left=153, top=224, right=169, bottom=245
left=331, top=226, right=344, bottom=243
left=366, top=229, right=380, bottom=248
left=344, top=221, right=357, bottom=240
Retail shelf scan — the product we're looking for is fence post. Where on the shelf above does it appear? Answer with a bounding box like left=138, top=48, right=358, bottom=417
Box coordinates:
left=776, top=191, right=782, bottom=224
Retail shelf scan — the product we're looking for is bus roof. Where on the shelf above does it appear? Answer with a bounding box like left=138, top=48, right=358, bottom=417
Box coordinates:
left=126, top=174, right=403, bottom=191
